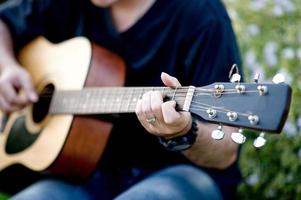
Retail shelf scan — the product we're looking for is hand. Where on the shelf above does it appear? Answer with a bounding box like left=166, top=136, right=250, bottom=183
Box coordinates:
left=135, top=72, right=192, bottom=138
left=0, top=64, right=38, bottom=112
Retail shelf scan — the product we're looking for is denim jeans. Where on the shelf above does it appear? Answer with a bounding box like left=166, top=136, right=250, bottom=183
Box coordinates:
left=11, top=164, right=222, bottom=200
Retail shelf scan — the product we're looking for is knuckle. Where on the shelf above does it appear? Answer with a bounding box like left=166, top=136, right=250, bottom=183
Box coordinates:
left=142, top=107, right=151, bottom=115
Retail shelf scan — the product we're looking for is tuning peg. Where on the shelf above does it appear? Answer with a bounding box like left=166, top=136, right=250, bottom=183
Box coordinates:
left=257, top=85, right=268, bottom=96
left=253, top=132, right=266, bottom=148
left=231, top=128, right=246, bottom=144
left=272, top=73, right=285, bottom=84
left=253, top=73, right=260, bottom=83
left=229, top=64, right=241, bottom=83
left=230, top=73, right=241, bottom=83
left=211, top=125, right=225, bottom=140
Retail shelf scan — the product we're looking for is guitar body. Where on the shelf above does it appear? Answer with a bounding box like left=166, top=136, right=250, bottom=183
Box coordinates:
left=0, top=37, right=126, bottom=179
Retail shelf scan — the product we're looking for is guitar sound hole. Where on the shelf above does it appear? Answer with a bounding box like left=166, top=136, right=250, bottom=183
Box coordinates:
left=32, top=84, right=55, bottom=123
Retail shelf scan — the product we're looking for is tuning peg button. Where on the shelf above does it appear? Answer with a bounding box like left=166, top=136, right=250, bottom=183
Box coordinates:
left=230, top=73, right=241, bottom=83
left=211, top=125, right=225, bottom=140
left=272, top=73, right=285, bottom=84
left=231, top=129, right=246, bottom=144
left=253, top=132, right=266, bottom=148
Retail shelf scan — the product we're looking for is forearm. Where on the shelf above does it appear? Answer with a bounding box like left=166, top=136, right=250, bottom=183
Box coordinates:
left=0, top=19, right=19, bottom=69
left=182, top=121, right=239, bottom=170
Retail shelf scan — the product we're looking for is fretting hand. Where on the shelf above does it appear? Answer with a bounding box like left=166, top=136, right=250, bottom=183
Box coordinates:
left=135, top=72, right=192, bottom=139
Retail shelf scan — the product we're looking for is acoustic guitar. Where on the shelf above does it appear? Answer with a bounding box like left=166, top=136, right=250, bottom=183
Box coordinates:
left=0, top=37, right=292, bottom=180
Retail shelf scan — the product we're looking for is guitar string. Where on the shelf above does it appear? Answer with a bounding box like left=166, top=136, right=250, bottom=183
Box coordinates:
left=49, top=93, right=257, bottom=117
left=36, top=89, right=261, bottom=98
left=189, top=103, right=252, bottom=117
left=38, top=85, right=263, bottom=117
left=49, top=101, right=255, bottom=121
left=36, top=87, right=247, bottom=93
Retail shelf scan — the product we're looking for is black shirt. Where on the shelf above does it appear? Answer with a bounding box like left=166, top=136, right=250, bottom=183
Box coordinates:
left=0, top=0, right=242, bottom=198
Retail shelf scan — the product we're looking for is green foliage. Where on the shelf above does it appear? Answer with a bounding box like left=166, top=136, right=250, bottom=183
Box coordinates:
left=223, top=0, right=301, bottom=199
left=0, top=193, right=9, bottom=200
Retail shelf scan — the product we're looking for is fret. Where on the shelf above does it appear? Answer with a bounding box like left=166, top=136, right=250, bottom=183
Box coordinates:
left=93, top=88, right=101, bottom=112
left=162, top=87, right=165, bottom=96
left=82, top=90, right=89, bottom=113
left=131, top=87, right=140, bottom=112
left=101, top=88, right=107, bottom=113
left=116, top=88, right=123, bottom=113
left=125, top=88, right=133, bottom=112
left=138, top=88, right=144, bottom=101
left=84, top=89, right=91, bottom=113
left=172, top=87, right=178, bottom=101
left=165, top=87, right=172, bottom=99
left=90, top=88, right=98, bottom=113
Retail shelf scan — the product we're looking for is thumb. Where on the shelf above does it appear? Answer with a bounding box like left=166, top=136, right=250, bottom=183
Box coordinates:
left=161, top=72, right=181, bottom=87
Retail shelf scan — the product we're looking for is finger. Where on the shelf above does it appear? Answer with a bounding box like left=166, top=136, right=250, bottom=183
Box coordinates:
left=141, top=91, right=153, bottom=118
left=150, top=91, right=164, bottom=123
left=161, top=72, right=181, bottom=87
left=161, top=100, right=181, bottom=124
left=0, top=83, right=28, bottom=106
left=135, top=99, right=156, bottom=133
left=0, top=95, right=22, bottom=113
left=135, top=99, right=143, bottom=120
left=18, top=73, right=38, bottom=102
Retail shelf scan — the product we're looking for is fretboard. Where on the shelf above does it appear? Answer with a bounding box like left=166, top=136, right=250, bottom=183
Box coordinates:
left=49, top=87, right=192, bottom=115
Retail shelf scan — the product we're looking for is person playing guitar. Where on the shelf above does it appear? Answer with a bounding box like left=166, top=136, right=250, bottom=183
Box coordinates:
left=0, top=0, right=244, bottom=199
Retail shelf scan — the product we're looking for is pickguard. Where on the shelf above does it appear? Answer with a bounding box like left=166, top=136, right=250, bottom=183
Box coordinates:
left=5, top=115, right=41, bottom=154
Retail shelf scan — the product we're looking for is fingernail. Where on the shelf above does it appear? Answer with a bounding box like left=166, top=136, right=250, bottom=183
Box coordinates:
left=161, top=72, right=168, bottom=77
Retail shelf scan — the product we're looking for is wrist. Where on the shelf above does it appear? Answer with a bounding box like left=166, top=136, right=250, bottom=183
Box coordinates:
left=164, top=116, right=193, bottom=140
left=158, top=116, right=198, bottom=151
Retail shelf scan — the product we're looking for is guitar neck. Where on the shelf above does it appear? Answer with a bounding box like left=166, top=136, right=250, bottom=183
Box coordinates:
left=41, top=82, right=292, bottom=132
left=49, top=87, right=194, bottom=115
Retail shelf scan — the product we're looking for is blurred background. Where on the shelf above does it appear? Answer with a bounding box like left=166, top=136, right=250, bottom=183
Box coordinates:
left=223, top=0, right=301, bottom=199
left=0, top=0, right=300, bottom=199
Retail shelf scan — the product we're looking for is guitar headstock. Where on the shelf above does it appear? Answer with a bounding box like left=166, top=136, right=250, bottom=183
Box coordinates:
left=189, top=82, right=292, bottom=146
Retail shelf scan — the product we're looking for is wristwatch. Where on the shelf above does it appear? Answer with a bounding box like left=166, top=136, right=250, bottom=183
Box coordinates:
left=158, top=117, right=198, bottom=151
